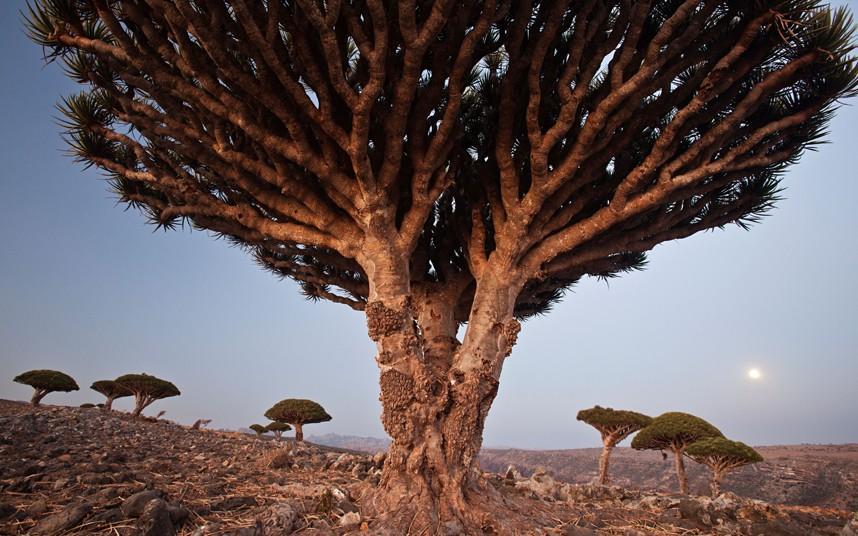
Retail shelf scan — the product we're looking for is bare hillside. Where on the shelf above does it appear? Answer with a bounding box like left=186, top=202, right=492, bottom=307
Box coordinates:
left=1, top=401, right=855, bottom=535
left=479, top=444, right=858, bottom=510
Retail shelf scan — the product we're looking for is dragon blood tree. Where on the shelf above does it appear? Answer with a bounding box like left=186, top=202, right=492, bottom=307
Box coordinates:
left=577, top=406, right=652, bottom=485
left=686, top=437, right=763, bottom=496
left=265, top=421, right=293, bottom=440
left=264, top=399, right=331, bottom=442
left=24, top=0, right=857, bottom=528
left=632, top=412, right=723, bottom=494
left=249, top=424, right=269, bottom=437
left=90, top=380, right=132, bottom=410
left=114, top=374, right=180, bottom=417
left=13, top=370, right=79, bottom=406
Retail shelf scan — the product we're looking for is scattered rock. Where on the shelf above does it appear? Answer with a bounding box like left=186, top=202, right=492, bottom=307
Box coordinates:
left=562, top=526, right=596, bottom=536
left=121, top=489, right=164, bottom=517
left=90, top=507, right=123, bottom=524
left=339, top=511, right=361, bottom=527
left=258, top=502, right=297, bottom=533
left=0, top=401, right=852, bottom=536
left=843, top=512, right=858, bottom=536
left=0, top=503, right=17, bottom=520
left=30, top=501, right=91, bottom=535
left=138, top=498, right=175, bottom=536
left=27, top=499, right=48, bottom=518
left=213, top=496, right=258, bottom=511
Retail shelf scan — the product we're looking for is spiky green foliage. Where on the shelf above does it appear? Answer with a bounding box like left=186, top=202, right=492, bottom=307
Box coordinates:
left=249, top=424, right=268, bottom=436
left=265, top=399, right=332, bottom=426
left=577, top=406, right=652, bottom=431
left=115, top=374, right=180, bottom=399
left=90, top=380, right=131, bottom=399
left=265, top=421, right=293, bottom=433
left=631, top=412, right=724, bottom=450
left=14, top=369, right=79, bottom=392
left=686, top=438, right=763, bottom=464
left=22, top=1, right=858, bottom=320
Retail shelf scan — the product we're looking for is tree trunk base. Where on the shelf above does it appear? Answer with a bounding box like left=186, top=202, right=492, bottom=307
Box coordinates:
left=360, top=472, right=507, bottom=535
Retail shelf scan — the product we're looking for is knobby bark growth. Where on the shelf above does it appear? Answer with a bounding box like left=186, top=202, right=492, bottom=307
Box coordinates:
left=25, top=0, right=857, bottom=530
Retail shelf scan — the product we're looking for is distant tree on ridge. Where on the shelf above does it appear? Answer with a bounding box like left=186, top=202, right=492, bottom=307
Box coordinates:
left=686, top=437, right=763, bottom=496
left=577, top=405, right=652, bottom=485
left=265, top=421, right=292, bottom=440
left=114, top=373, right=180, bottom=417
left=632, top=412, right=723, bottom=494
left=249, top=424, right=268, bottom=437
left=265, top=399, right=331, bottom=442
left=90, top=380, right=132, bottom=410
left=13, top=369, right=79, bottom=406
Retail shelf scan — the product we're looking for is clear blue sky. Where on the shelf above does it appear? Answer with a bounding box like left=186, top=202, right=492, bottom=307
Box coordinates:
left=1, top=2, right=856, bottom=449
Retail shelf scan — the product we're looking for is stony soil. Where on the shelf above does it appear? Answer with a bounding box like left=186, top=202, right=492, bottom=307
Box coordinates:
left=480, top=445, right=858, bottom=510
left=0, top=400, right=854, bottom=535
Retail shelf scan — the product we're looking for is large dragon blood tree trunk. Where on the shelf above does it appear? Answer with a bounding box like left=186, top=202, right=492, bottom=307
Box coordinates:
left=362, top=256, right=521, bottom=528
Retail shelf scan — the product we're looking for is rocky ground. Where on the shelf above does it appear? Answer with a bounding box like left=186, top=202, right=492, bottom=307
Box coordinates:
left=0, top=400, right=855, bottom=535
left=480, top=445, right=858, bottom=510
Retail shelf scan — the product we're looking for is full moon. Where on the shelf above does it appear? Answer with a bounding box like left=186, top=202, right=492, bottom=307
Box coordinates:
left=748, top=368, right=762, bottom=380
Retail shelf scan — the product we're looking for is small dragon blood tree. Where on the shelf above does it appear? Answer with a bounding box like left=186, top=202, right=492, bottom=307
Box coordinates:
left=577, top=406, right=652, bottom=485
left=265, top=399, right=331, bottom=442
left=90, top=380, right=131, bottom=410
left=13, top=370, right=79, bottom=406
left=114, top=373, right=180, bottom=417
left=249, top=424, right=269, bottom=437
left=632, top=412, right=723, bottom=494
left=686, top=437, right=763, bottom=496
left=265, top=421, right=293, bottom=440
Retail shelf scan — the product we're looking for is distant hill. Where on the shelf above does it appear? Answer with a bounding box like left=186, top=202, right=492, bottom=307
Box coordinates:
left=479, top=444, right=858, bottom=510
left=307, top=433, right=391, bottom=453
left=274, top=431, right=858, bottom=510
left=305, top=434, right=858, bottom=509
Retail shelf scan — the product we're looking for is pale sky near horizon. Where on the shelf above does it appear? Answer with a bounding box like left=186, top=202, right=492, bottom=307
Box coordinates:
left=1, top=2, right=856, bottom=449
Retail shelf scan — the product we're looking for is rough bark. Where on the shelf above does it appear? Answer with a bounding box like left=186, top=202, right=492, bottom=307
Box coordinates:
left=674, top=447, right=689, bottom=494
left=131, top=395, right=150, bottom=417
left=293, top=424, right=303, bottom=442
left=599, top=442, right=615, bottom=485
left=30, top=389, right=47, bottom=407
left=103, top=396, right=115, bottom=411
left=711, top=468, right=723, bottom=497
left=364, top=255, right=520, bottom=530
